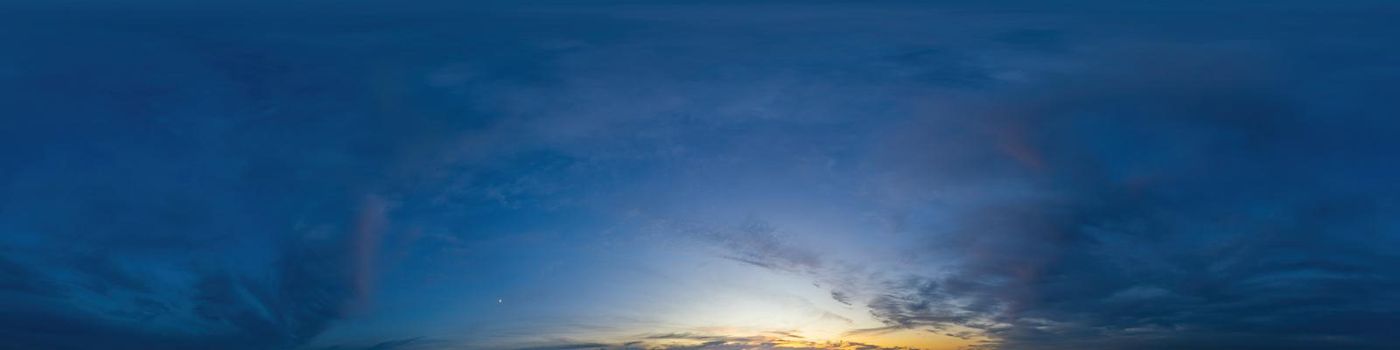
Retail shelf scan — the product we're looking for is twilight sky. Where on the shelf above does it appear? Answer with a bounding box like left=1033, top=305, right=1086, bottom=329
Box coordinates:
left=3, top=1, right=1400, bottom=350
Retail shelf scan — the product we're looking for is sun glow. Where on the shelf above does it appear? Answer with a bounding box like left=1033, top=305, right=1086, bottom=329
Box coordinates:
left=596, top=253, right=989, bottom=349
left=597, top=326, right=986, bottom=350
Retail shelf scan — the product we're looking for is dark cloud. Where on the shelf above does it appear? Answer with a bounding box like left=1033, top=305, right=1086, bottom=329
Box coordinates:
left=0, top=228, right=379, bottom=350
left=193, top=233, right=372, bottom=347
left=0, top=255, right=65, bottom=297
left=830, top=290, right=853, bottom=306
left=70, top=254, right=151, bottom=295
left=362, top=337, right=428, bottom=350
left=864, top=26, right=1400, bottom=349
left=316, top=337, right=447, bottom=350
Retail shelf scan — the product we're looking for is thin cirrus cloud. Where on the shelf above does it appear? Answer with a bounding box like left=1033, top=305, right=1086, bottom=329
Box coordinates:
left=2, top=2, right=1399, bottom=350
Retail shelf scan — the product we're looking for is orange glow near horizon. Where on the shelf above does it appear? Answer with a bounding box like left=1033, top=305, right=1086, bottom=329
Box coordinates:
left=592, top=326, right=989, bottom=350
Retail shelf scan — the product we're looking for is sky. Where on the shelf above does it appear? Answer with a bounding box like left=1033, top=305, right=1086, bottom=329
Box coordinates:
left=3, top=1, right=1400, bottom=349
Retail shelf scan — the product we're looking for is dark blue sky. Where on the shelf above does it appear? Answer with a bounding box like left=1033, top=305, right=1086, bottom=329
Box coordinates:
left=3, top=1, right=1400, bottom=349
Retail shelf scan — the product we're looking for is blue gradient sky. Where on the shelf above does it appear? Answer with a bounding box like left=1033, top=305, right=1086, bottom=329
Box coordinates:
left=3, top=1, right=1400, bottom=349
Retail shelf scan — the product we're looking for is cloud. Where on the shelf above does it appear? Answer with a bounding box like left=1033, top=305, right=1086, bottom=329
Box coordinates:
left=860, top=32, right=1400, bottom=349
left=830, top=291, right=853, bottom=306
left=511, top=332, right=916, bottom=350
left=315, top=337, right=462, bottom=350
left=0, top=255, right=66, bottom=298
left=515, top=344, right=613, bottom=350
left=0, top=215, right=385, bottom=350
left=0, top=15, right=482, bottom=349
left=707, top=219, right=826, bottom=274
left=364, top=337, right=430, bottom=350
